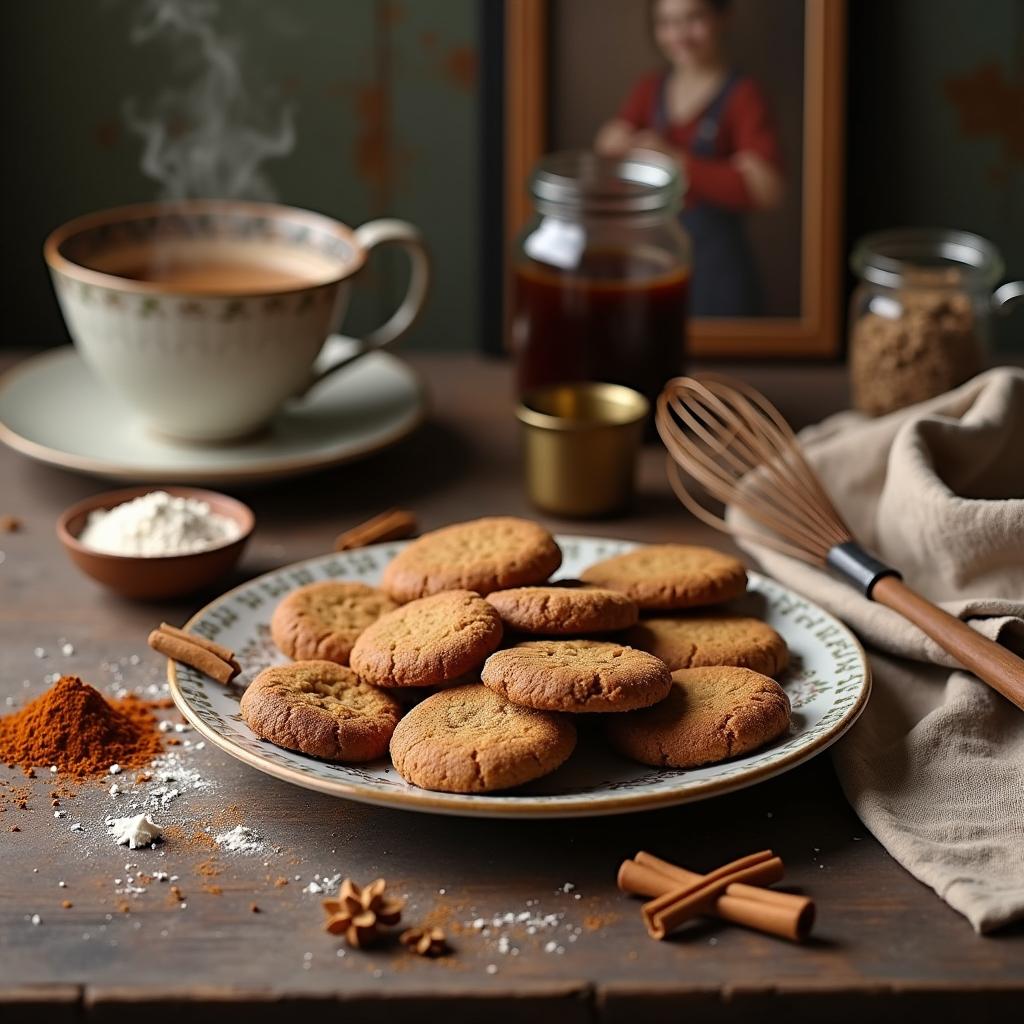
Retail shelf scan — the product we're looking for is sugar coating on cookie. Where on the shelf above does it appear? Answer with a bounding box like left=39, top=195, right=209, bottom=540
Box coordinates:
left=350, top=589, right=504, bottom=688
left=270, top=581, right=398, bottom=665
left=389, top=683, right=577, bottom=793
left=381, top=517, right=562, bottom=602
left=607, top=666, right=791, bottom=769
left=481, top=639, right=672, bottom=713
left=486, top=585, right=639, bottom=635
left=627, top=614, right=788, bottom=676
left=580, top=544, right=747, bottom=610
left=240, top=660, right=402, bottom=762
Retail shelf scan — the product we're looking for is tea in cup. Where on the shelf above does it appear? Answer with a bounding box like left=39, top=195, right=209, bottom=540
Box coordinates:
left=45, top=200, right=429, bottom=442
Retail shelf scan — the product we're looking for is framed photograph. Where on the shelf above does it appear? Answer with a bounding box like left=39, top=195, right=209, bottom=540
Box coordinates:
left=500, top=0, right=846, bottom=357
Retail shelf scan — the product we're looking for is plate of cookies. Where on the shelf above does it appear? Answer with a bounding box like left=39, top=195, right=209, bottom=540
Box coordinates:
left=167, top=517, right=870, bottom=818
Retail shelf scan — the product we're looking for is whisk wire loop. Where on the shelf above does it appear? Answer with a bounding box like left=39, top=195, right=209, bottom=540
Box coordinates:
left=656, top=375, right=854, bottom=564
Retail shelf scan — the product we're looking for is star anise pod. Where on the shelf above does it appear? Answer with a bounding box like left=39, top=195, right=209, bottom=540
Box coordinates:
left=400, top=926, right=449, bottom=957
left=322, top=877, right=404, bottom=948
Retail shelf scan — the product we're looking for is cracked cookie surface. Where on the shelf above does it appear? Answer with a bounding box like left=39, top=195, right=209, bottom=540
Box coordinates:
left=580, top=544, right=747, bottom=610
left=240, top=660, right=402, bottom=762
left=381, top=517, right=562, bottom=601
left=627, top=614, right=788, bottom=676
left=389, top=683, right=577, bottom=792
left=485, top=584, right=638, bottom=635
left=481, top=639, right=671, bottom=713
left=349, top=589, right=504, bottom=688
left=271, top=581, right=398, bottom=665
left=607, top=666, right=791, bottom=768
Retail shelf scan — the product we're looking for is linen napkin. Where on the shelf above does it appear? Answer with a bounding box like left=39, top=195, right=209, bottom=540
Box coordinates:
left=729, top=366, right=1024, bottom=933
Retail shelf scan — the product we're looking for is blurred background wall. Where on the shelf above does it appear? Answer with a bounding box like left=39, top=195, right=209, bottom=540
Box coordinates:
left=2, top=0, right=1022, bottom=353
left=2, top=0, right=480, bottom=353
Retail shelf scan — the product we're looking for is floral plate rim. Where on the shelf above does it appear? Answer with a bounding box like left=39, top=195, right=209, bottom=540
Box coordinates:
left=167, top=537, right=871, bottom=818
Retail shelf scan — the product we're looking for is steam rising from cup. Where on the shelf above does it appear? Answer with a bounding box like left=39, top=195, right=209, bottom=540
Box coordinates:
left=123, top=0, right=294, bottom=200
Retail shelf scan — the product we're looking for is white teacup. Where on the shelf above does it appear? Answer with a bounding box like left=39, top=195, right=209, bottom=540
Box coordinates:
left=44, top=200, right=430, bottom=442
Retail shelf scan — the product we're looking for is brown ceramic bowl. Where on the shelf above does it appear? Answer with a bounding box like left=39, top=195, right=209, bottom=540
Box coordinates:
left=57, top=486, right=254, bottom=600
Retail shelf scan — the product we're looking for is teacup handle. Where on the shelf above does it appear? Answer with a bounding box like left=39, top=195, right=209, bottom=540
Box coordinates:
left=303, top=218, right=430, bottom=390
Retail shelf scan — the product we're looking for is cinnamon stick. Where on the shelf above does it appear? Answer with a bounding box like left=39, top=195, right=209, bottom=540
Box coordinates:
left=148, top=629, right=238, bottom=685
left=634, top=850, right=807, bottom=913
left=158, top=623, right=240, bottom=672
left=334, top=509, right=417, bottom=551
left=642, top=852, right=786, bottom=940
left=619, top=855, right=814, bottom=941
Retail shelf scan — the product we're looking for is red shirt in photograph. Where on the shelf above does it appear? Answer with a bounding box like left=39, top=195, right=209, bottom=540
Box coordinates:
left=618, top=72, right=782, bottom=210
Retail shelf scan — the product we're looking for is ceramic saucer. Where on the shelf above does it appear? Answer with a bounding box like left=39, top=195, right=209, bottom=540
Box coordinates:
left=0, top=337, right=426, bottom=485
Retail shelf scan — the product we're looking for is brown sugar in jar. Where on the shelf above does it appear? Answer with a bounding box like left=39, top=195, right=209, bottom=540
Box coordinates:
left=847, top=229, right=1024, bottom=416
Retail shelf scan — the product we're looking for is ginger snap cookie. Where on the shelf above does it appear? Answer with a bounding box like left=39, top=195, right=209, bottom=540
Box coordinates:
left=380, top=517, right=562, bottom=602
left=350, top=589, right=503, bottom=688
left=580, top=544, right=747, bottom=610
left=485, top=585, right=639, bottom=635
left=389, top=684, right=577, bottom=793
left=481, top=639, right=671, bottom=713
left=240, top=660, right=402, bottom=762
left=270, top=581, right=398, bottom=665
left=607, top=666, right=791, bottom=769
left=627, top=614, right=788, bottom=677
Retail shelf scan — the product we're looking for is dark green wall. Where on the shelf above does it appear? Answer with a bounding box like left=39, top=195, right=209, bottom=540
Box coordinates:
left=3, top=0, right=479, bottom=352
left=847, top=0, right=1024, bottom=351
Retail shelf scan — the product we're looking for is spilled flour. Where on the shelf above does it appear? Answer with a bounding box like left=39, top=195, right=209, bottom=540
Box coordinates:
left=214, top=825, right=265, bottom=854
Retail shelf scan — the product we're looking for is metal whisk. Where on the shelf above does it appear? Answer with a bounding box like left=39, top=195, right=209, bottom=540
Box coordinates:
left=657, top=373, right=1024, bottom=712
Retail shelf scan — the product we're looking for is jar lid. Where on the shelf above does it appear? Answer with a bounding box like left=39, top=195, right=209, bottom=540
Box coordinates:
left=851, top=228, right=1004, bottom=289
left=530, top=150, right=684, bottom=215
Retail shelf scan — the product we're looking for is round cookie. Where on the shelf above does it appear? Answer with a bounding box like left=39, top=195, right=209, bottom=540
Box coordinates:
left=240, top=660, right=402, bottom=762
left=481, top=640, right=671, bottom=713
left=607, top=666, right=791, bottom=769
left=350, top=589, right=503, bottom=688
left=270, top=581, right=398, bottom=665
left=580, top=544, right=747, bottom=610
left=381, top=517, right=562, bottom=602
left=486, top=585, right=639, bottom=635
left=626, top=614, right=788, bottom=677
left=389, top=683, right=577, bottom=793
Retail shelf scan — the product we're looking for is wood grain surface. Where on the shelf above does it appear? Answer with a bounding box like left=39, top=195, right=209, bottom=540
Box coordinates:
left=1, top=352, right=1021, bottom=1022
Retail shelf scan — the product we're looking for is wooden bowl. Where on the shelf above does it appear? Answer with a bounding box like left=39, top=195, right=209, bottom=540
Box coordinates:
left=57, top=486, right=254, bottom=600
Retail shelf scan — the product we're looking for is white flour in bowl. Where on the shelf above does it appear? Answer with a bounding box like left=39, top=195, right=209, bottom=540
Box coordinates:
left=79, top=491, right=241, bottom=557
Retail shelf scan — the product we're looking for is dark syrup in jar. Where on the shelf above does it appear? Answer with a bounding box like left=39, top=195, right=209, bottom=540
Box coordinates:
left=512, top=248, right=689, bottom=409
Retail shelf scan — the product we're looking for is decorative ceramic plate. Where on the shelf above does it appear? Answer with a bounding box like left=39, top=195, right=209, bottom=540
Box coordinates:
left=0, top=337, right=425, bottom=486
left=168, top=537, right=870, bottom=818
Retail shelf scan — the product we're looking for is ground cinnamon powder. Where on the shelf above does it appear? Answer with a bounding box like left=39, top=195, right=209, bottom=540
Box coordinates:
left=0, top=676, right=163, bottom=777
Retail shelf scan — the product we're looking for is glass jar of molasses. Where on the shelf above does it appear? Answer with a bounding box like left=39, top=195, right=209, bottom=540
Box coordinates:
left=511, top=150, right=691, bottom=409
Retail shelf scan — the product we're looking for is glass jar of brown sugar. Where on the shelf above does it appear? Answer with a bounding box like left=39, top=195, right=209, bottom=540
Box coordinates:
left=848, top=229, right=1023, bottom=416
left=511, top=150, right=691, bottom=410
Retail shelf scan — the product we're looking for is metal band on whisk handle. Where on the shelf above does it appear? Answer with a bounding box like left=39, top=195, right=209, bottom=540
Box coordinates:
left=657, top=374, right=1024, bottom=712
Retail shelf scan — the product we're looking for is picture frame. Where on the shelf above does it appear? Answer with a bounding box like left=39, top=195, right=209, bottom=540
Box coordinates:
left=499, top=0, right=847, bottom=358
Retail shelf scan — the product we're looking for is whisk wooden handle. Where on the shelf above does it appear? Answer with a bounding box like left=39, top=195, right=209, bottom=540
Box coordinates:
left=871, top=576, right=1024, bottom=711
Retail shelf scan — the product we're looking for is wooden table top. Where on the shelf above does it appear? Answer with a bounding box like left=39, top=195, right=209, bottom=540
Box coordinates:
left=1, top=351, right=1021, bottom=1023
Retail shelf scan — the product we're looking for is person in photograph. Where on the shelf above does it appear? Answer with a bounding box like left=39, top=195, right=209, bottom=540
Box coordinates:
left=595, top=0, right=784, bottom=317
